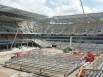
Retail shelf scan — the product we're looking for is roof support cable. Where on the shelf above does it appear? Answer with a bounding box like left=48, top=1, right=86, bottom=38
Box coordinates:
left=80, top=0, right=85, bottom=14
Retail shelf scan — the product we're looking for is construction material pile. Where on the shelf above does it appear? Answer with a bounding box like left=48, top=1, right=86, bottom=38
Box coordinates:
left=5, top=50, right=83, bottom=77
left=84, top=57, right=103, bottom=77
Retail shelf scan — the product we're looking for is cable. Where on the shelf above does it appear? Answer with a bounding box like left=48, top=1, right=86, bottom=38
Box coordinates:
left=80, top=0, right=85, bottom=14
left=10, top=29, right=18, bottom=49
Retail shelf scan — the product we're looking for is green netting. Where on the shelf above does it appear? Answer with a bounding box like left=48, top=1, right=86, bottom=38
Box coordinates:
left=63, top=47, right=72, bottom=53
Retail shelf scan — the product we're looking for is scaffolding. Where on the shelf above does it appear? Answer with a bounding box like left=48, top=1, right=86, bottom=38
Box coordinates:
left=5, top=50, right=82, bottom=77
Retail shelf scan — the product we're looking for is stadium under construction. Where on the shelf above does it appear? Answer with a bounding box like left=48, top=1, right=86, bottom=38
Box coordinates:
left=1, top=4, right=103, bottom=77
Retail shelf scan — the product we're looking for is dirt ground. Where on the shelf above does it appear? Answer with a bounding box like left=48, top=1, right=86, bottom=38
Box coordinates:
left=0, top=53, right=18, bottom=77
left=0, top=47, right=36, bottom=77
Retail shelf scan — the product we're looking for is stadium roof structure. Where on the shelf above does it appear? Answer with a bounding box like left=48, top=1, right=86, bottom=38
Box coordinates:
left=52, top=13, right=103, bottom=23
left=0, top=4, right=103, bottom=23
left=0, top=5, right=47, bottom=21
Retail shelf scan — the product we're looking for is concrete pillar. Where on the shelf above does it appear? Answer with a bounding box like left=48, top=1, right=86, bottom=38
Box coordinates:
left=70, top=37, right=72, bottom=48
left=21, top=42, right=22, bottom=46
left=7, top=44, right=8, bottom=49
left=27, top=42, right=28, bottom=48
left=32, top=42, right=34, bottom=47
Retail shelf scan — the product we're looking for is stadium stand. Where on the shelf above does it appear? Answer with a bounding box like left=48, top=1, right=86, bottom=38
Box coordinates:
left=17, top=22, right=103, bottom=35
left=0, top=4, right=103, bottom=53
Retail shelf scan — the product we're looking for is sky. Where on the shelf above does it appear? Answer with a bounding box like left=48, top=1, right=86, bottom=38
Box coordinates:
left=0, top=0, right=103, bottom=17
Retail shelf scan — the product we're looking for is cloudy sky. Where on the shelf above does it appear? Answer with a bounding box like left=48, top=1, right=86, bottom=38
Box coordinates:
left=0, top=0, right=103, bottom=16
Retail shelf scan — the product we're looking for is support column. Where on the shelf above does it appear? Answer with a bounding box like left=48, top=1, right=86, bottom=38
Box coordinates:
left=21, top=42, right=22, bottom=47
left=7, top=44, right=8, bottom=49
left=32, top=42, right=34, bottom=47
left=70, top=37, right=72, bottom=48
left=27, top=42, right=29, bottom=47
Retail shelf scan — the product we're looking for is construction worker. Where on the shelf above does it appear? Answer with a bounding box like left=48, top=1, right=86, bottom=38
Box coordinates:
left=84, top=52, right=95, bottom=62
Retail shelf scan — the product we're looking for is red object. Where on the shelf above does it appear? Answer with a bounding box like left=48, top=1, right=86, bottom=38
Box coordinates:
left=15, top=52, right=21, bottom=57
left=85, top=53, right=95, bottom=62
